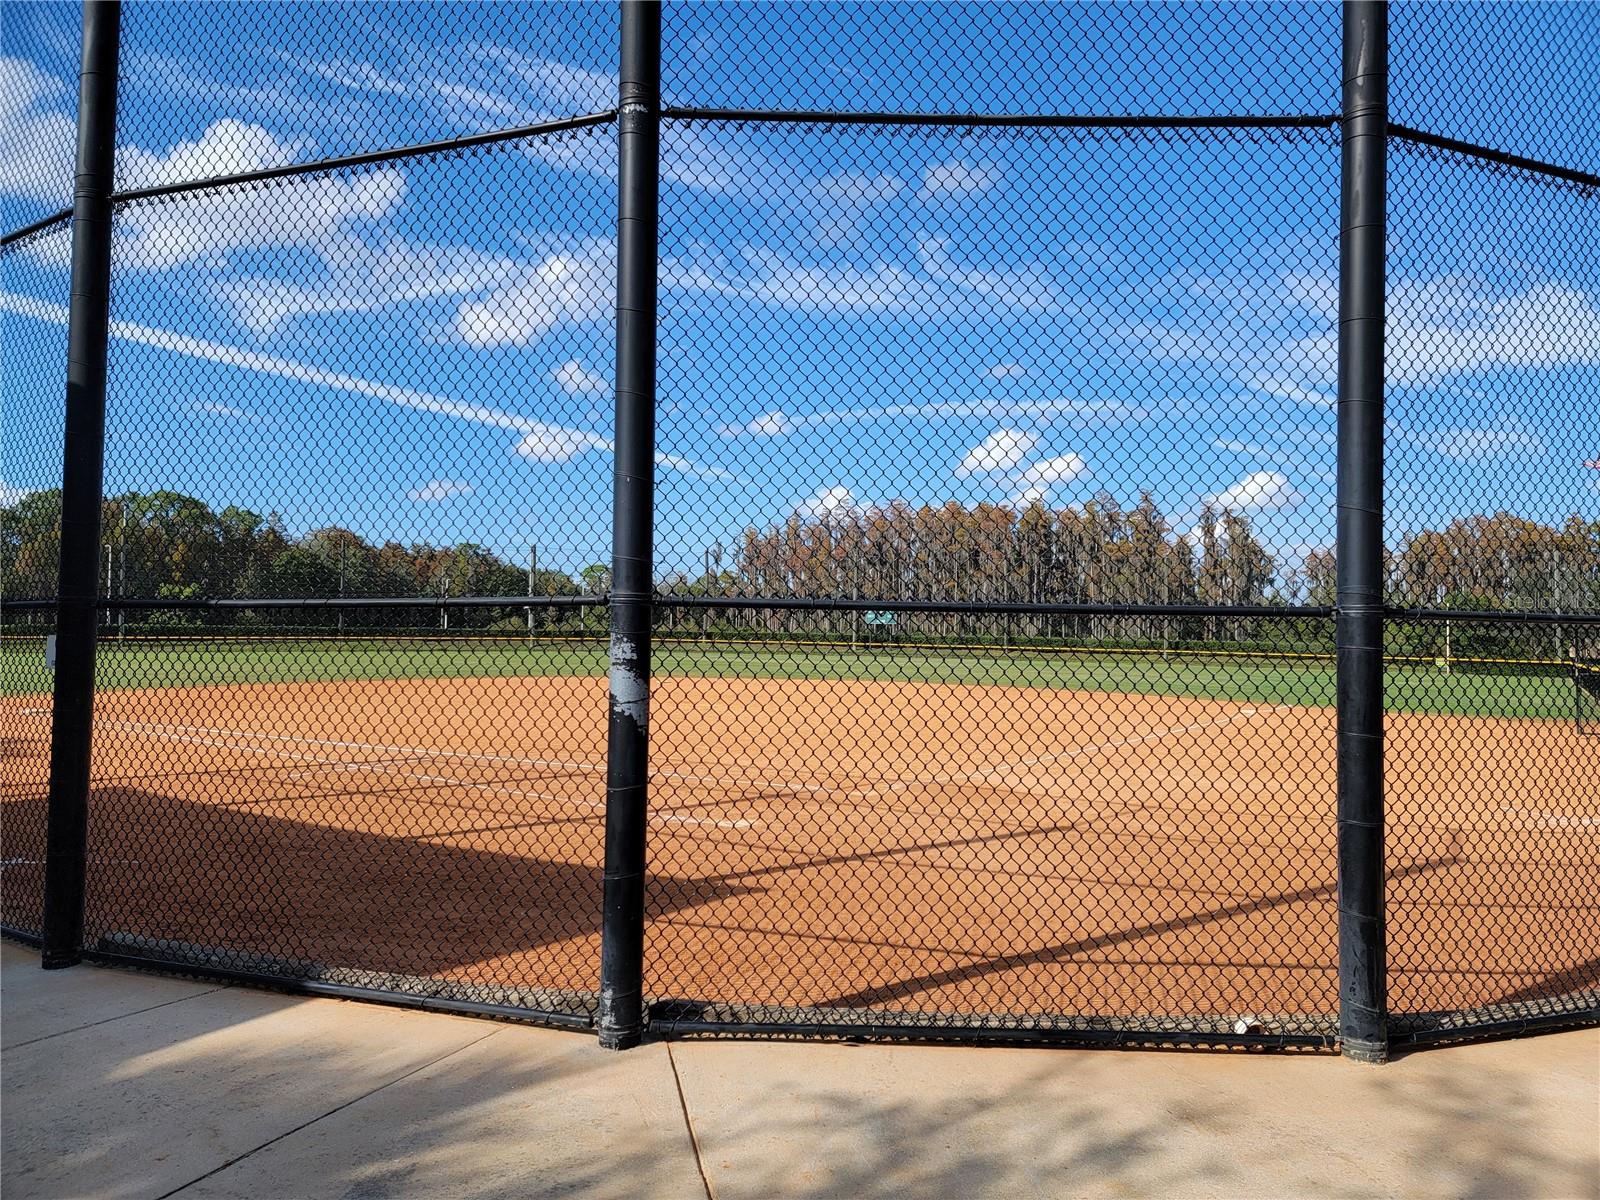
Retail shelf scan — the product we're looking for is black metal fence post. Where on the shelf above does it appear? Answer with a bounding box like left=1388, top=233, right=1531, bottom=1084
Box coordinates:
left=40, top=0, right=122, bottom=969
left=598, top=0, right=660, bottom=1050
left=1336, top=0, right=1389, bottom=1063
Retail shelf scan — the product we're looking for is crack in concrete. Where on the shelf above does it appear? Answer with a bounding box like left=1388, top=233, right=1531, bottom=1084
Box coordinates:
left=153, top=1024, right=507, bottom=1199
left=666, top=1042, right=716, bottom=1200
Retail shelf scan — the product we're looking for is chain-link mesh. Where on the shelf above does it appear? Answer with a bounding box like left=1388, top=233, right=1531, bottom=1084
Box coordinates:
left=76, top=126, right=615, bottom=1017
left=661, top=1, right=1339, bottom=118
left=1, top=227, right=71, bottom=940
left=650, top=119, right=1343, bottom=1037
left=114, top=1, right=615, bottom=189
left=1384, top=97, right=1600, bottom=1038
left=2, top=3, right=1594, bottom=1050
left=0, top=1, right=79, bottom=233
left=1390, top=1, right=1600, bottom=175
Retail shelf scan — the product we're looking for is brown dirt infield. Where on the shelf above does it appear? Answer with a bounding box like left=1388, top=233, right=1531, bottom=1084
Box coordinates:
left=3, top=674, right=1596, bottom=1031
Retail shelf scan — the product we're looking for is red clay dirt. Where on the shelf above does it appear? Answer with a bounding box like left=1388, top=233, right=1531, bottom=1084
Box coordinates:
left=3, top=674, right=1596, bottom=1031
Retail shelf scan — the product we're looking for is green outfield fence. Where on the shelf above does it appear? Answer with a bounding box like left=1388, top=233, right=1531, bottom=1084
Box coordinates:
left=2, top=1, right=1596, bottom=1061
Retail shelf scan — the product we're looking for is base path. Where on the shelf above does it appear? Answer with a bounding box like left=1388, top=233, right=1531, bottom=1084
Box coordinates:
left=2, top=674, right=1596, bottom=1034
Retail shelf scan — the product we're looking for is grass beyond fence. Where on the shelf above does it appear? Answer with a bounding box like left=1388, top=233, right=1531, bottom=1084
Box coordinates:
left=0, top=635, right=1583, bottom=720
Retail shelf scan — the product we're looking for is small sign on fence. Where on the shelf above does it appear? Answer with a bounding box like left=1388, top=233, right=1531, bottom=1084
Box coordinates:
left=45, top=634, right=57, bottom=671
left=864, top=611, right=897, bottom=626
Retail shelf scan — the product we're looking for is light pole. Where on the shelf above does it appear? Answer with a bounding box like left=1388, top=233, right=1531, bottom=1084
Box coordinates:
left=527, top=542, right=537, bottom=641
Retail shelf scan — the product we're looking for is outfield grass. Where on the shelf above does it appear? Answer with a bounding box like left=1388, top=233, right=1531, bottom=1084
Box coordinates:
left=0, top=636, right=1583, bottom=720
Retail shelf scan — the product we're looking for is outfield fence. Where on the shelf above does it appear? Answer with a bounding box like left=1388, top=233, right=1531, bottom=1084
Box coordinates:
left=2, top=1, right=1596, bottom=1060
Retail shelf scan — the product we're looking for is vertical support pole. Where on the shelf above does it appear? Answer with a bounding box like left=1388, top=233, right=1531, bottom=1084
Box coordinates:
left=1336, top=0, right=1389, bottom=1063
left=598, top=0, right=660, bottom=1050
left=41, top=0, right=122, bottom=969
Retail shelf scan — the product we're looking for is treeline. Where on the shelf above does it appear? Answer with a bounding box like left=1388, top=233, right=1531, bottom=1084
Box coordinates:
left=3, top=489, right=1596, bottom=655
left=656, top=496, right=1598, bottom=657
left=665, top=495, right=1597, bottom=609
left=0, top=489, right=592, bottom=631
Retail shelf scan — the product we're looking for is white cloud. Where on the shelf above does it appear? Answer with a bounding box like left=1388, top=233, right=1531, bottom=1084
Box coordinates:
left=407, top=480, right=474, bottom=501
left=105, top=122, right=404, bottom=273
left=956, top=429, right=1038, bottom=477
left=455, top=239, right=613, bottom=347
left=0, top=478, right=33, bottom=506
left=191, top=401, right=258, bottom=420
left=720, top=410, right=797, bottom=438
left=796, top=486, right=856, bottom=521
left=817, top=172, right=903, bottom=206
left=916, top=237, right=1067, bottom=314
left=918, top=161, right=997, bottom=201
left=986, top=362, right=1029, bottom=380
left=0, top=56, right=74, bottom=206
left=220, top=238, right=511, bottom=336
left=1209, top=471, right=1303, bottom=513
left=514, top=426, right=610, bottom=462
left=729, top=248, right=920, bottom=314
left=810, top=172, right=904, bottom=246
left=716, top=395, right=1141, bottom=439
left=1242, top=374, right=1337, bottom=408
left=660, top=238, right=1071, bottom=321
left=551, top=360, right=609, bottom=396
left=1410, top=423, right=1545, bottom=462
left=1016, top=454, right=1088, bottom=487
left=1388, top=280, right=1600, bottom=383
left=1232, top=277, right=1600, bottom=395
left=1009, top=485, right=1051, bottom=510
left=0, top=289, right=734, bottom=480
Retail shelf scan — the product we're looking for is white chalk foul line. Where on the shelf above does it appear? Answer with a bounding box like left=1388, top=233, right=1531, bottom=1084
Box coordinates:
left=108, top=721, right=754, bottom=830
left=1494, top=805, right=1600, bottom=829
left=100, top=717, right=826, bottom=800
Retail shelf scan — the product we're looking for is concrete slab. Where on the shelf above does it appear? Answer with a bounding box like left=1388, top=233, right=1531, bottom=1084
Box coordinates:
left=180, top=1026, right=706, bottom=1200
left=3, top=953, right=1595, bottom=1200
left=2, top=981, right=496, bottom=1199
left=671, top=1030, right=1600, bottom=1200
left=1, top=940, right=220, bottom=1050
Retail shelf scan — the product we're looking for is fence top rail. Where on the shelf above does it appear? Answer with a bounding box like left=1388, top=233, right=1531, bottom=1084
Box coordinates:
left=108, top=111, right=618, bottom=206
left=1388, top=608, right=1600, bottom=626
left=656, top=597, right=1335, bottom=619
left=1387, top=124, right=1600, bottom=191
left=6, top=596, right=1595, bottom=624
left=662, top=107, right=1341, bottom=131
left=1, top=208, right=72, bottom=247
left=92, top=595, right=606, bottom=611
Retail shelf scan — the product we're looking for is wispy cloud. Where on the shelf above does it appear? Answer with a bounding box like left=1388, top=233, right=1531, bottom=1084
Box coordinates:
left=1409, top=422, right=1545, bottom=462
left=719, top=395, right=1143, bottom=439
left=917, top=161, right=997, bottom=201
left=986, top=362, right=1029, bottom=380
left=811, top=172, right=904, bottom=246
left=719, top=410, right=798, bottom=438
left=1145, top=273, right=1600, bottom=396
left=0, top=290, right=735, bottom=480
left=191, top=401, right=261, bottom=420
left=220, top=238, right=511, bottom=337
left=406, top=480, right=474, bottom=502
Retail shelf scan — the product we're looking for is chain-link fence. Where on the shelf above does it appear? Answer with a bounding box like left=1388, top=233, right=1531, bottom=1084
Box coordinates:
left=2, top=1, right=1594, bottom=1058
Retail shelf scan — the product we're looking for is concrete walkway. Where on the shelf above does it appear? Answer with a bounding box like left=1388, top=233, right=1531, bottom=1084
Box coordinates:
left=3, top=943, right=1596, bottom=1200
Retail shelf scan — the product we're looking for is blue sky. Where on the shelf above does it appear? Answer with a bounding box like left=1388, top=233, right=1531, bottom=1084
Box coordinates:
left=2, top=2, right=1596, bottom=586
